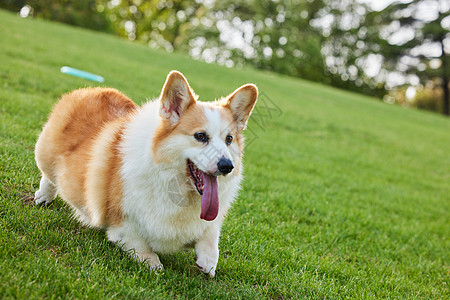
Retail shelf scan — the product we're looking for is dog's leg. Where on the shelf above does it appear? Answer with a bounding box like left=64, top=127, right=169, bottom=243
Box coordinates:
left=195, top=224, right=220, bottom=278
left=134, top=251, right=163, bottom=270
left=35, top=175, right=57, bottom=205
left=107, top=226, right=163, bottom=271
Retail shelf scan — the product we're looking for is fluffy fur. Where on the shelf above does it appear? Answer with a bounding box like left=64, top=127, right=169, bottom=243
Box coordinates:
left=34, top=71, right=258, bottom=277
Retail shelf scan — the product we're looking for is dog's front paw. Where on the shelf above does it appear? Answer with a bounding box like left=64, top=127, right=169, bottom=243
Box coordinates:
left=196, top=254, right=217, bottom=278
left=145, top=260, right=164, bottom=271
left=34, top=189, right=53, bottom=205
left=137, top=251, right=164, bottom=271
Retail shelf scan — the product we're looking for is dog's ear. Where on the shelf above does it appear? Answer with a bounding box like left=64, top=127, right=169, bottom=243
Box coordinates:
left=159, top=71, right=197, bottom=125
left=223, top=84, right=258, bottom=130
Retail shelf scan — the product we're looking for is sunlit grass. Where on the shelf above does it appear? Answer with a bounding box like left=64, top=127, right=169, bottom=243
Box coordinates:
left=1, top=9, right=449, bottom=299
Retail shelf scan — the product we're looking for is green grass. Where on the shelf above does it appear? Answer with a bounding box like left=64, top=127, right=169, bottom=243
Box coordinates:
left=1, top=9, right=449, bottom=299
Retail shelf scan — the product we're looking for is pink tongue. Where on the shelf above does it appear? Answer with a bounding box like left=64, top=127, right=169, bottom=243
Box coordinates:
left=200, top=173, right=219, bottom=221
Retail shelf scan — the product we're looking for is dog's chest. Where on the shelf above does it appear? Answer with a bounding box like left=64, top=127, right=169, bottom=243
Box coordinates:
left=123, top=188, right=209, bottom=252
left=139, top=206, right=209, bottom=253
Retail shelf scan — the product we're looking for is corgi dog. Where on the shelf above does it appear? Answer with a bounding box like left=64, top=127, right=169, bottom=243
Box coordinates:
left=34, top=71, right=258, bottom=277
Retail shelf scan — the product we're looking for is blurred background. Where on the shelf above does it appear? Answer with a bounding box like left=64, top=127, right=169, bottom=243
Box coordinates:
left=1, top=0, right=449, bottom=116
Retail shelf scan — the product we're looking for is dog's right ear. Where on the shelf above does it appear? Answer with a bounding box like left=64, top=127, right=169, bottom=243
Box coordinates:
left=159, top=71, right=197, bottom=125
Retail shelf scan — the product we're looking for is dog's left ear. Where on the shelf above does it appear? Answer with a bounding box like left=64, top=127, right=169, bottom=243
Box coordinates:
left=223, top=84, right=258, bottom=130
left=159, top=71, right=197, bottom=125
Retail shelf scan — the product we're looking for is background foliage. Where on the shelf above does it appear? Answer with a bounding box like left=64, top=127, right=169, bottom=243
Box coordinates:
left=1, top=0, right=449, bottom=115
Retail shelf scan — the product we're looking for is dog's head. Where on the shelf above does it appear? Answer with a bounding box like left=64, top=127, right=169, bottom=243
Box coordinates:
left=153, top=71, right=258, bottom=221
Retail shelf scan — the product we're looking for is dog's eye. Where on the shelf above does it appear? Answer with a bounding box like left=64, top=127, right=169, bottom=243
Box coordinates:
left=194, top=132, right=208, bottom=143
left=225, top=135, right=233, bottom=145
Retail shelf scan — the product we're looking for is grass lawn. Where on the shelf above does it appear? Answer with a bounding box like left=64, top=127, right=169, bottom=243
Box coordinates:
left=1, top=9, right=449, bottom=299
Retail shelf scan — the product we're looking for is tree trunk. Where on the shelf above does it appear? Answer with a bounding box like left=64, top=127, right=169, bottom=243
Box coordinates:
left=441, top=36, right=449, bottom=116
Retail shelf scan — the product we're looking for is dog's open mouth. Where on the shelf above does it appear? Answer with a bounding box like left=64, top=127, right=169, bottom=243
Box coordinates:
left=187, top=159, right=219, bottom=221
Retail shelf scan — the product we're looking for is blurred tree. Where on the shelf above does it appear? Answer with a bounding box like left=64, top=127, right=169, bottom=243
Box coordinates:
left=187, top=0, right=328, bottom=82
left=311, top=0, right=388, bottom=98
left=0, top=0, right=112, bottom=32
left=360, top=0, right=449, bottom=115
left=99, top=0, right=329, bottom=83
left=311, top=0, right=450, bottom=115
left=98, top=0, right=205, bottom=52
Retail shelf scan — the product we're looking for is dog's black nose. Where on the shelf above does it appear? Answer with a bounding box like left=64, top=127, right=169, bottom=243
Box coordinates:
left=217, top=158, right=234, bottom=174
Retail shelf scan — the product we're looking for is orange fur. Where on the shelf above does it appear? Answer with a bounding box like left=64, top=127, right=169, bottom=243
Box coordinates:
left=35, top=87, right=137, bottom=225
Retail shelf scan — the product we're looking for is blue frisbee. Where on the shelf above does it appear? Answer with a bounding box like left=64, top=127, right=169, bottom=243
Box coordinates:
left=60, top=66, right=104, bottom=83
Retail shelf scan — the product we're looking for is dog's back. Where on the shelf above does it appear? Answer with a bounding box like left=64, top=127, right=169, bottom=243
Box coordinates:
left=35, top=88, right=137, bottom=216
